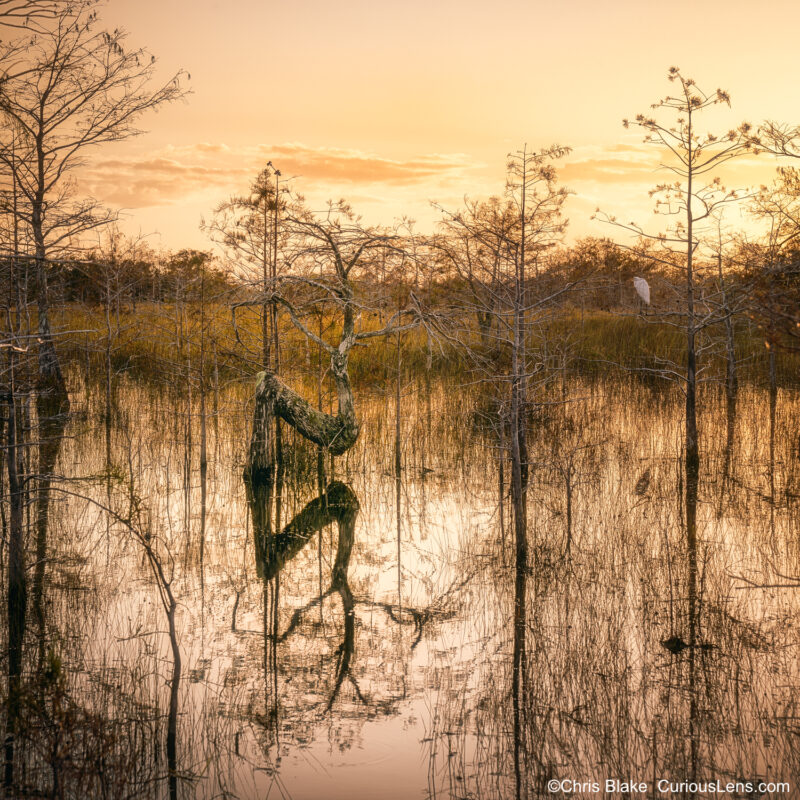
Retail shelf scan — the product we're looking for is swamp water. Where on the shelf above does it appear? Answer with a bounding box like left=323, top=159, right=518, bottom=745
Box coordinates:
left=3, top=375, right=800, bottom=799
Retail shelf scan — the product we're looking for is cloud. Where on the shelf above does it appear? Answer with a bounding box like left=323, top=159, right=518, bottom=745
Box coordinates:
left=262, top=143, right=476, bottom=185
left=559, top=143, right=664, bottom=184
left=80, top=142, right=481, bottom=209
left=560, top=143, right=776, bottom=188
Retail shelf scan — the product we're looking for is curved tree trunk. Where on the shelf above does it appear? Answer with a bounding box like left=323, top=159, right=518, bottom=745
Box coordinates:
left=245, top=351, right=359, bottom=487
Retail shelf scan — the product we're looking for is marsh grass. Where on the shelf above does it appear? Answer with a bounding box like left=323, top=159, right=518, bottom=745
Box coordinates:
left=50, top=303, right=800, bottom=396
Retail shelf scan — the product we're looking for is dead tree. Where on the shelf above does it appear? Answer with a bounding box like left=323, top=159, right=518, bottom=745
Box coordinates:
left=0, top=0, right=185, bottom=398
left=598, top=67, right=754, bottom=484
left=0, top=0, right=75, bottom=30
left=243, top=201, right=417, bottom=488
left=435, top=145, right=572, bottom=564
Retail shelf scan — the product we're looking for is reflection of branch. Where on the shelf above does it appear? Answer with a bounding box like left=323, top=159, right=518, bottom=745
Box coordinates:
left=48, top=482, right=182, bottom=789
left=356, top=599, right=428, bottom=650
left=731, top=572, right=800, bottom=590
left=255, top=482, right=436, bottom=714
left=276, top=589, right=334, bottom=643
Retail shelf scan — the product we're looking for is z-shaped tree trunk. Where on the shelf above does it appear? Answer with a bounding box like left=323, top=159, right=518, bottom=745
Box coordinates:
left=242, top=205, right=418, bottom=489
left=245, top=349, right=359, bottom=488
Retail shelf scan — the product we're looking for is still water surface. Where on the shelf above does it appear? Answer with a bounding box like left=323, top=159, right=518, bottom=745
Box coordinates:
left=6, top=376, right=800, bottom=798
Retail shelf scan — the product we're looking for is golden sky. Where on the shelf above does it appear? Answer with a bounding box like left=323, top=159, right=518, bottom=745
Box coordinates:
left=75, top=0, right=800, bottom=250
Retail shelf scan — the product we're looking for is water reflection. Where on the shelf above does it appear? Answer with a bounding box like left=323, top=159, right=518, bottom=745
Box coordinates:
left=512, top=540, right=526, bottom=800
left=717, top=392, right=737, bottom=518
left=33, top=392, right=69, bottom=667
left=3, top=364, right=25, bottom=791
left=4, top=386, right=69, bottom=792
left=260, top=482, right=359, bottom=710
left=4, top=377, right=800, bottom=798
left=249, top=479, right=428, bottom=736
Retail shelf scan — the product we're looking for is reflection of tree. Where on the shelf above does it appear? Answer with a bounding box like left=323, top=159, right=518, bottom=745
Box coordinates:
left=4, top=355, right=25, bottom=790
left=512, top=548, right=527, bottom=800
left=254, top=481, right=358, bottom=581
left=416, top=385, right=800, bottom=800
left=248, top=480, right=428, bottom=732
left=33, top=393, right=69, bottom=667
left=271, top=482, right=361, bottom=709
left=4, top=381, right=68, bottom=789
left=1, top=405, right=168, bottom=796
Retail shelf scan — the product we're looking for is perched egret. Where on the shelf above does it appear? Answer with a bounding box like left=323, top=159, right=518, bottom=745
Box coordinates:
left=633, top=276, right=650, bottom=306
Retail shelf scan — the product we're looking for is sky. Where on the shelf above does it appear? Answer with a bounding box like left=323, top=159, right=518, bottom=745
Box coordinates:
left=54, top=0, right=800, bottom=252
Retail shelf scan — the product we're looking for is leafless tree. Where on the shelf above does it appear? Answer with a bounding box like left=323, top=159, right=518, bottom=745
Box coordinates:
left=243, top=198, right=419, bottom=486
left=433, top=196, right=518, bottom=348
left=0, top=0, right=77, bottom=31
left=756, top=121, right=800, bottom=160
left=597, top=67, right=754, bottom=482
left=436, top=145, right=571, bottom=567
left=0, top=0, right=186, bottom=398
left=746, top=168, right=800, bottom=343
left=596, top=68, right=757, bottom=674
left=204, top=164, right=300, bottom=371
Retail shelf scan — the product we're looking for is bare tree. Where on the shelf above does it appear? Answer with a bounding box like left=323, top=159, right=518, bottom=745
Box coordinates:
left=598, top=67, right=754, bottom=481
left=0, top=0, right=186, bottom=398
left=757, top=121, right=800, bottom=160
left=0, top=0, right=75, bottom=31
left=733, top=115, right=800, bottom=352
left=433, top=196, right=518, bottom=348
left=436, top=145, right=571, bottom=567
left=204, top=164, right=298, bottom=371
left=243, top=199, right=418, bottom=486
left=596, top=69, right=757, bottom=675
left=747, top=168, right=800, bottom=349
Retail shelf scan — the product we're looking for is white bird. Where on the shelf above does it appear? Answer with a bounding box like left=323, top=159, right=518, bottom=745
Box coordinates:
left=633, top=276, right=650, bottom=306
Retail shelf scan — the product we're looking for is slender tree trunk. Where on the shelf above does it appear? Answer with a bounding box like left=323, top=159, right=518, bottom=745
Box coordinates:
left=686, top=467, right=699, bottom=783
left=184, top=347, right=192, bottom=544
left=717, top=252, right=738, bottom=402
left=685, top=110, right=700, bottom=487
left=684, top=117, right=700, bottom=779
left=498, top=416, right=506, bottom=555
left=510, top=147, right=529, bottom=574
left=512, top=537, right=527, bottom=800
left=166, top=595, right=181, bottom=800
left=716, top=248, right=738, bottom=517
left=262, top=194, right=271, bottom=372
left=199, top=274, right=207, bottom=565
left=33, top=391, right=68, bottom=671
left=564, top=465, right=573, bottom=556
left=104, top=273, right=113, bottom=511
left=271, top=171, right=284, bottom=510
left=213, top=343, right=219, bottom=464
left=769, top=346, right=777, bottom=540
left=395, top=320, right=403, bottom=611
left=34, top=242, right=67, bottom=399
left=510, top=365, right=527, bottom=573
left=32, top=139, right=67, bottom=402
left=316, top=310, right=325, bottom=494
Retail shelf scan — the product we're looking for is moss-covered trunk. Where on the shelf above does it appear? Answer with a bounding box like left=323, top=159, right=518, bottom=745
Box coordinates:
left=245, top=351, right=359, bottom=486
